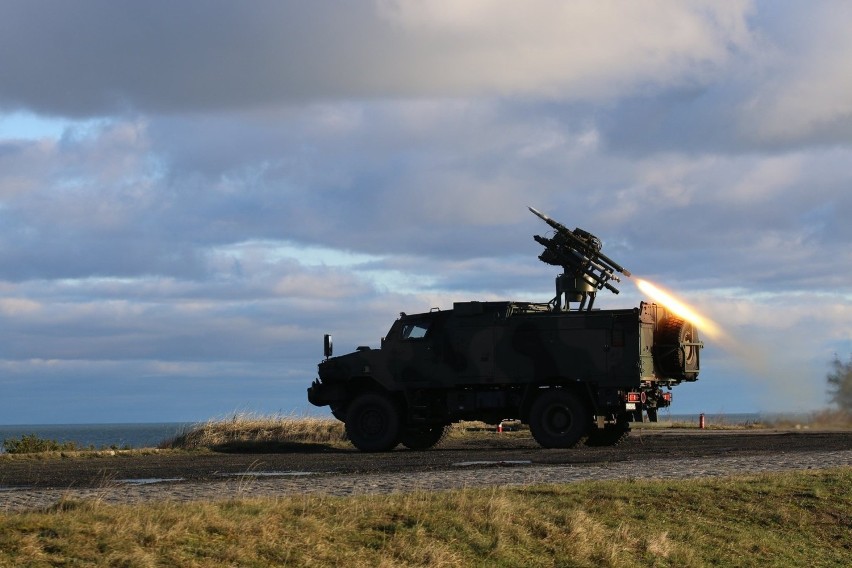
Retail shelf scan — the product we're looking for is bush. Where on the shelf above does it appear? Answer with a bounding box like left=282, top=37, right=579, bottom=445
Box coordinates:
left=2, top=434, right=80, bottom=454
left=827, top=354, right=852, bottom=413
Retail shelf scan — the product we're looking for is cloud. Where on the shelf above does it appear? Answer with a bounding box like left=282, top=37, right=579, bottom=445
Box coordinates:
left=0, top=1, right=753, bottom=115
left=2, top=102, right=850, bottom=291
left=0, top=298, right=41, bottom=315
left=741, top=1, right=852, bottom=145
left=1, top=1, right=851, bottom=423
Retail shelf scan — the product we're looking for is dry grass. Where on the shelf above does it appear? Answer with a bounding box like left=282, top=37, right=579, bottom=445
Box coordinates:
left=0, top=469, right=849, bottom=566
left=763, top=408, right=852, bottom=430
left=160, top=415, right=527, bottom=452
left=638, top=409, right=852, bottom=431
left=160, top=414, right=350, bottom=451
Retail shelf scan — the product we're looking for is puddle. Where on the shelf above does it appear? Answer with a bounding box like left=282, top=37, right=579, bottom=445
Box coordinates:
left=216, top=471, right=318, bottom=478
left=452, top=460, right=532, bottom=468
left=117, top=478, right=185, bottom=485
left=0, top=486, right=34, bottom=492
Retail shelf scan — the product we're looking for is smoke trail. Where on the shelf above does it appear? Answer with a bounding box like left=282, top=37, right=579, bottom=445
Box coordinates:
left=632, top=276, right=843, bottom=412
left=632, top=277, right=769, bottom=372
left=631, top=277, right=819, bottom=408
left=633, top=278, right=723, bottom=341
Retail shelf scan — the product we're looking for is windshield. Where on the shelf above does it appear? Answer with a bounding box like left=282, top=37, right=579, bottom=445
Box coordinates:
left=401, top=321, right=430, bottom=339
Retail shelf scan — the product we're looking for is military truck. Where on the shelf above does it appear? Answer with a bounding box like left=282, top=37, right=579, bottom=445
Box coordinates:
left=307, top=208, right=702, bottom=451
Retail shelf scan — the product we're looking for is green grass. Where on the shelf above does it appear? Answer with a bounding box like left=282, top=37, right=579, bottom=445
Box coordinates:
left=1, top=468, right=849, bottom=567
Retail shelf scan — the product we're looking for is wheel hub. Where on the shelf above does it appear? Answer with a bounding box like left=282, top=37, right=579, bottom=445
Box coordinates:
left=360, top=408, right=384, bottom=436
left=545, top=406, right=572, bottom=432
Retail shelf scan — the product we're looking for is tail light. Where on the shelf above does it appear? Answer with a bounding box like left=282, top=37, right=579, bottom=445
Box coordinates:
left=626, top=392, right=647, bottom=403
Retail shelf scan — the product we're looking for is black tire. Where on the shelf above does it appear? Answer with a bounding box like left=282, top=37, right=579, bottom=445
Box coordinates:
left=344, top=393, right=401, bottom=452
left=399, top=425, right=450, bottom=450
left=646, top=407, right=658, bottom=423
left=528, top=389, right=590, bottom=449
left=585, top=420, right=630, bottom=447
left=656, top=317, right=699, bottom=380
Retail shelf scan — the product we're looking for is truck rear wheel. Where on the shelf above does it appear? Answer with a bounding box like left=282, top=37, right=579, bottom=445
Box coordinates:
left=529, top=390, right=589, bottom=448
left=345, top=393, right=401, bottom=452
left=399, top=425, right=450, bottom=450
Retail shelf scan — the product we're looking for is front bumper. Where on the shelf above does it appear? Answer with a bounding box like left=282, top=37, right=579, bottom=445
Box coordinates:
left=307, top=379, right=346, bottom=407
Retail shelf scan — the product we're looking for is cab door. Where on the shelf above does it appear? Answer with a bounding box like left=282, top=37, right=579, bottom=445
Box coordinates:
left=448, top=320, right=495, bottom=382
left=388, top=315, right=443, bottom=386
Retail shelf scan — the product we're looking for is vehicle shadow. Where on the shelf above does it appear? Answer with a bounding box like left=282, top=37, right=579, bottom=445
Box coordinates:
left=211, top=441, right=351, bottom=454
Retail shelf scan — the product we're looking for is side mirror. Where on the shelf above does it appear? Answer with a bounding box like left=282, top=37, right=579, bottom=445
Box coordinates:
left=323, top=334, right=333, bottom=358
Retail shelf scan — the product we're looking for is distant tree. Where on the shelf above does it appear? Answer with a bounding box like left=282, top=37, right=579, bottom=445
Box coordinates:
left=826, top=354, right=852, bottom=413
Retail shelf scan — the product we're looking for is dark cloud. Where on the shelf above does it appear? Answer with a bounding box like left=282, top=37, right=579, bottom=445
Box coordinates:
left=0, top=1, right=753, bottom=116
left=0, top=1, right=376, bottom=115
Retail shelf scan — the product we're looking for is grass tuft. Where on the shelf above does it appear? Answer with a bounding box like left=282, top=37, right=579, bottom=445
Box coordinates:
left=159, top=413, right=350, bottom=451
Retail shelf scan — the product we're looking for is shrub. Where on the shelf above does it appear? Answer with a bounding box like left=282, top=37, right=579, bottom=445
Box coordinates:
left=827, top=354, right=852, bottom=413
left=2, top=434, right=80, bottom=454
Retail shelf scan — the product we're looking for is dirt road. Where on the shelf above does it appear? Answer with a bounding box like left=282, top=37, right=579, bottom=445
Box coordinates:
left=2, top=429, right=850, bottom=512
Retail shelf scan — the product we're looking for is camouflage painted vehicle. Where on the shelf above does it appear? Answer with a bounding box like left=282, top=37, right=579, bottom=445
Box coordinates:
left=307, top=209, right=703, bottom=451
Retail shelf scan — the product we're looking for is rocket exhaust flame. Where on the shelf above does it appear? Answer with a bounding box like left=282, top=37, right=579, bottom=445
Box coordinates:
left=634, top=278, right=723, bottom=340
left=634, top=278, right=781, bottom=385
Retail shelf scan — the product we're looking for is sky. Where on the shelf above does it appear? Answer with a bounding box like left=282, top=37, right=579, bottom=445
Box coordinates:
left=1, top=0, right=850, bottom=424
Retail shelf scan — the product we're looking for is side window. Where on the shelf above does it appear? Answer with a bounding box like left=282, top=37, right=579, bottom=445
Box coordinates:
left=401, top=321, right=430, bottom=340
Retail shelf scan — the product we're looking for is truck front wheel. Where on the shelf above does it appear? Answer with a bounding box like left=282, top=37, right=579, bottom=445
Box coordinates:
left=345, top=393, right=401, bottom=452
left=529, top=390, right=589, bottom=448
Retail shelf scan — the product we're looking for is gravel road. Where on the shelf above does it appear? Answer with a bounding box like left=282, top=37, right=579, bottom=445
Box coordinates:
left=2, top=429, right=850, bottom=512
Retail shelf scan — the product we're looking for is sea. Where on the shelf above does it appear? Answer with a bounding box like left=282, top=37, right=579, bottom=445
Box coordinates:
left=0, top=423, right=194, bottom=453
left=0, top=413, right=780, bottom=453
